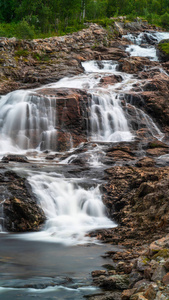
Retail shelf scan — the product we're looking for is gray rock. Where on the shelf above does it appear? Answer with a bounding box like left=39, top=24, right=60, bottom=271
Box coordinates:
left=151, top=265, right=166, bottom=282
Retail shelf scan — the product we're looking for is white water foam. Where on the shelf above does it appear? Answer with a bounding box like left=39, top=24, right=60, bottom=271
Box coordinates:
left=82, top=60, right=118, bottom=73
left=90, top=92, right=133, bottom=142
left=126, top=44, right=158, bottom=61
left=124, top=31, right=169, bottom=61
left=0, top=90, right=58, bottom=152
left=15, top=172, right=115, bottom=245
left=124, top=31, right=169, bottom=45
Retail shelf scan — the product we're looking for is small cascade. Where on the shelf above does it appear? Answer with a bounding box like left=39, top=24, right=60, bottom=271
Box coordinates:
left=24, top=172, right=115, bottom=245
left=126, top=44, right=158, bottom=61
left=82, top=60, right=118, bottom=73
left=90, top=92, right=133, bottom=142
left=0, top=90, right=58, bottom=152
left=124, top=31, right=169, bottom=61
left=124, top=31, right=169, bottom=45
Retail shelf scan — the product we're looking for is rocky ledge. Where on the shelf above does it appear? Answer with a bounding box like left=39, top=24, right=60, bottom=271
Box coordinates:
left=89, top=235, right=169, bottom=300
left=0, top=19, right=159, bottom=95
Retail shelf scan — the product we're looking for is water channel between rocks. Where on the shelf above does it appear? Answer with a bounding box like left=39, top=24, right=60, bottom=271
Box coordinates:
left=0, top=30, right=169, bottom=299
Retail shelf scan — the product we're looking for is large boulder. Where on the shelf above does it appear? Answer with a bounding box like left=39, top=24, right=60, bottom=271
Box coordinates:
left=1, top=170, right=45, bottom=232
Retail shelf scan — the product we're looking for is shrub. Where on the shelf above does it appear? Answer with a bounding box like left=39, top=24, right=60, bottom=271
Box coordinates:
left=15, top=20, right=35, bottom=39
left=160, top=12, right=169, bottom=28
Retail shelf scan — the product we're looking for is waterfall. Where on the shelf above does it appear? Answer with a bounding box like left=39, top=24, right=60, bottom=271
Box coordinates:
left=17, top=172, right=116, bottom=245
left=124, top=31, right=169, bottom=61
left=0, top=90, right=58, bottom=152
left=90, top=92, right=133, bottom=142
left=0, top=59, right=163, bottom=155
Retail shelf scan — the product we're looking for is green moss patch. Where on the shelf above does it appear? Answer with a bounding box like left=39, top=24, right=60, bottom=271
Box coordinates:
left=15, top=49, right=29, bottom=58
left=158, top=42, right=169, bottom=55
left=153, top=249, right=169, bottom=259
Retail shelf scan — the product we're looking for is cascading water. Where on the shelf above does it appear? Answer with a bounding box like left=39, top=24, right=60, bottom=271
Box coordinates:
left=49, top=60, right=135, bottom=143
left=90, top=92, right=133, bottom=142
left=0, top=49, right=165, bottom=245
left=124, top=31, right=169, bottom=61
left=20, top=172, right=115, bottom=245
left=0, top=90, right=58, bottom=152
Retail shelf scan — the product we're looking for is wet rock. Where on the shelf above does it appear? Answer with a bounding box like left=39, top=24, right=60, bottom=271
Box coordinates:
left=2, top=170, right=45, bottom=232
left=35, top=88, right=90, bottom=151
left=117, top=57, right=157, bottom=74
left=97, top=274, right=130, bottom=290
left=85, top=291, right=121, bottom=300
left=99, top=75, right=123, bottom=87
left=92, top=270, right=107, bottom=277
left=136, top=157, right=155, bottom=168
left=2, top=155, right=29, bottom=163
left=45, top=154, right=56, bottom=160
left=132, top=73, right=169, bottom=133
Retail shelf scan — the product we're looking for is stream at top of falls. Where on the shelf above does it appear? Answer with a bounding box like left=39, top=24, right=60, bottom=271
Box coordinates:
left=0, top=30, right=168, bottom=299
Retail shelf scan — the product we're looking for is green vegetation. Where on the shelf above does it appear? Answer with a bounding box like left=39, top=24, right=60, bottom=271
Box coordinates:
left=15, top=49, right=29, bottom=57
left=158, top=41, right=169, bottom=55
left=153, top=249, right=169, bottom=259
left=0, top=0, right=169, bottom=39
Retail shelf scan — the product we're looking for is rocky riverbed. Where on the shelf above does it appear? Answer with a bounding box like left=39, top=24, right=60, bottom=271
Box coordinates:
left=0, top=17, right=169, bottom=300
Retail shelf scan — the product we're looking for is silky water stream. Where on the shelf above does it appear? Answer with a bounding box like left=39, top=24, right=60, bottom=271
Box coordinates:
left=0, top=33, right=167, bottom=299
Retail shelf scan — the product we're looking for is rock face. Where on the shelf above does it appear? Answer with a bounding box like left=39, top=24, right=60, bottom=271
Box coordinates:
left=0, top=170, right=45, bottom=232
left=35, top=88, right=90, bottom=151
left=2, top=155, right=29, bottom=163
left=125, top=70, right=169, bottom=135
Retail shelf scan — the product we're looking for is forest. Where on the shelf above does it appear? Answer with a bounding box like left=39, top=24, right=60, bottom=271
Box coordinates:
left=0, top=0, right=169, bottom=38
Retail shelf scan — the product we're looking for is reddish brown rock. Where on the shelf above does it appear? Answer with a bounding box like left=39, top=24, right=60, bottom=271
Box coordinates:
left=164, top=259, right=169, bottom=271
left=127, top=73, right=169, bottom=134
left=136, top=157, right=155, bottom=168
left=36, top=88, right=90, bottom=151
left=162, top=272, right=169, bottom=285
left=118, top=57, right=158, bottom=74
left=121, top=288, right=137, bottom=300
left=99, top=74, right=123, bottom=87
left=92, top=270, right=107, bottom=277
left=144, top=284, right=157, bottom=300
